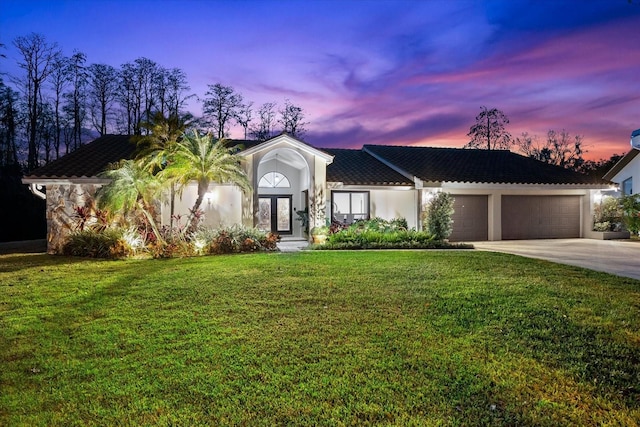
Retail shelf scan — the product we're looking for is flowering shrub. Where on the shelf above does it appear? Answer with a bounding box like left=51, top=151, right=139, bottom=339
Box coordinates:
left=592, top=196, right=623, bottom=232
left=188, top=225, right=279, bottom=255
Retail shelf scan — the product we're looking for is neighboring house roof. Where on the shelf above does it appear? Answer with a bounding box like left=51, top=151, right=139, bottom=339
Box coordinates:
left=23, top=135, right=136, bottom=180
left=603, top=149, right=639, bottom=182
left=323, top=148, right=413, bottom=186
left=364, top=145, right=608, bottom=185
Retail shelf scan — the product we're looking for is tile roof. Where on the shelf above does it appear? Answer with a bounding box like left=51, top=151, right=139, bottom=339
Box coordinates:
left=322, top=148, right=413, bottom=186
left=24, top=135, right=136, bottom=179
left=364, top=145, right=608, bottom=185
left=25, top=134, right=608, bottom=187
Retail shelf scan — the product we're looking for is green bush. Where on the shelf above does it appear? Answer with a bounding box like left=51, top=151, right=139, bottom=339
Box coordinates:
left=621, top=194, right=640, bottom=235
left=423, top=192, right=454, bottom=241
left=320, top=217, right=461, bottom=249
left=592, top=196, right=623, bottom=231
left=62, top=229, right=131, bottom=259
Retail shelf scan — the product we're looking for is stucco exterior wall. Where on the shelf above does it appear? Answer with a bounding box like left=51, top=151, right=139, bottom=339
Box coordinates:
left=45, top=183, right=102, bottom=254
left=164, top=183, right=243, bottom=229
left=609, top=151, right=640, bottom=195
left=369, top=189, right=418, bottom=229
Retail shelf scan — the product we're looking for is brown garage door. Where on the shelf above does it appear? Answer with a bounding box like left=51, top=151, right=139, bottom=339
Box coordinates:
left=449, top=195, right=488, bottom=241
left=502, top=195, right=581, bottom=240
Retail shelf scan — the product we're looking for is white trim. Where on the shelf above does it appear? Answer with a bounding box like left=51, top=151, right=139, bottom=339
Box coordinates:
left=440, top=182, right=610, bottom=191
left=22, top=178, right=111, bottom=185
left=241, top=134, right=334, bottom=164
left=329, top=184, right=415, bottom=191
left=29, top=183, right=46, bottom=200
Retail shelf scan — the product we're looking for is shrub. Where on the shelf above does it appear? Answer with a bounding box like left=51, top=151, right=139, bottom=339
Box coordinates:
left=621, top=194, right=640, bottom=235
left=62, top=229, right=131, bottom=259
left=322, top=217, right=446, bottom=249
left=148, top=239, right=196, bottom=258
left=592, top=196, right=623, bottom=231
left=207, top=225, right=279, bottom=254
left=423, top=192, right=454, bottom=241
left=71, top=203, right=111, bottom=232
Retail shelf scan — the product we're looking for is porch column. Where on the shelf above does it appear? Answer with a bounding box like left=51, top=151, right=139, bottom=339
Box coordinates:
left=241, top=156, right=255, bottom=228
left=309, top=156, right=328, bottom=230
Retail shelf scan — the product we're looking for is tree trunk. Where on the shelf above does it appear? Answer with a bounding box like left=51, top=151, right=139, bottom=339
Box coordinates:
left=183, top=181, right=206, bottom=236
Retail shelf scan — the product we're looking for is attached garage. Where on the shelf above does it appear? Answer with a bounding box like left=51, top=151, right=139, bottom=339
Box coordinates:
left=501, top=195, right=581, bottom=240
left=449, top=195, right=488, bottom=241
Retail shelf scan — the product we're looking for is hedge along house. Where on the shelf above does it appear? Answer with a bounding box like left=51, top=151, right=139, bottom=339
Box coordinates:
left=23, top=133, right=611, bottom=254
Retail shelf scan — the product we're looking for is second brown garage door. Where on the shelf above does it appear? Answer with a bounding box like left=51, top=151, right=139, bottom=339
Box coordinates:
left=449, top=195, right=488, bottom=241
left=502, top=195, right=581, bottom=240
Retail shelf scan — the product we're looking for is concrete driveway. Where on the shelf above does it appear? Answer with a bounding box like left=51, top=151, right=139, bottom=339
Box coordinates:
left=473, top=239, right=640, bottom=281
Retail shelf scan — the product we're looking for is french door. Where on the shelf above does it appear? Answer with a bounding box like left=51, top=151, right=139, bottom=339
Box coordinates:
left=258, top=195, right=292, bottom=234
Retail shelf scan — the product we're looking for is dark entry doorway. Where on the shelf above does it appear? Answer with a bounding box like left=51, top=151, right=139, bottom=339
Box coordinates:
left=258, top=195, right=292, bottom=234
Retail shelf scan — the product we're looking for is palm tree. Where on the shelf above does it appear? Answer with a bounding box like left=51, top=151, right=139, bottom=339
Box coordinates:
left=96, top=160, right=166, bottom=243
left=161, top=131, right=251, bottom=233
left=133, top=112, right=194, bottom=228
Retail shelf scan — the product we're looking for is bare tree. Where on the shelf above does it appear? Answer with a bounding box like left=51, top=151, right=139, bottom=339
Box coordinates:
left=515, top=129, right=587, bottom=171
left=37, top=101, right=55, bottom=164
left=0, top=81, right=20, bottom=166
left=163, top=68, right=192, bottom=118
left=63, top=51, right=88, bottom=150
left=135, top=58, right=159, bottom=130
left=13, top=33, right=61, bottom=170
left=87, top=63, right=118, bottom=135
left=48, top=54, right=70, bottom=159
left=465, top=106, right=512, bottom=150
left=117, top=58, right=162, bottom=135
left=118, top=62, right=137, bottom=135
left=236, top=101, right=253, bottom=140
left=278, top=99, right=307, bottom=138
left=203, top=83, right=243, bottom=139
left=250, top=102, right=276, bottom=141
left=514, top=131, right=539, bottom=158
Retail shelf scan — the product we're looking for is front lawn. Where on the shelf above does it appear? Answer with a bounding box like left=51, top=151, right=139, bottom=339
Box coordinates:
left=1, top=251, right=639, bottom=426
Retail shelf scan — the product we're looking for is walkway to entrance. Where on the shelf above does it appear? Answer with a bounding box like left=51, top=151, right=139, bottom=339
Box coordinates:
left=277, top=238, right=309, bottom=252
left=473, top=239, right=640, bottom=281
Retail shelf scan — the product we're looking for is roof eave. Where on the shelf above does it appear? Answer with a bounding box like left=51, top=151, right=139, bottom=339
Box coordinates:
left=241, top=133, right=334, bottom=164
left=603, top=149, right=639, bottom=181
left=22, top=177, right=111, bottom=185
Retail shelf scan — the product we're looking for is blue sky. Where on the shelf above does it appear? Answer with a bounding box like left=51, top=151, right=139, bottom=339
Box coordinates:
left=2, top=0, right=639, bottom=159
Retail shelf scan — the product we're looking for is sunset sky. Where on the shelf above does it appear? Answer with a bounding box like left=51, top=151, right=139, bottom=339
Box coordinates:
left=2, top=0, right=639, bottom=160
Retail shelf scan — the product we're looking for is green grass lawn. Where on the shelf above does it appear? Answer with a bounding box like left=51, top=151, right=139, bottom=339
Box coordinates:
left=1, top=250, right=639, bottom=426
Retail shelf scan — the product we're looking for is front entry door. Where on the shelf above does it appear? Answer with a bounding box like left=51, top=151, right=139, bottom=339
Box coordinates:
left=258, top=195, right=292, bottom=234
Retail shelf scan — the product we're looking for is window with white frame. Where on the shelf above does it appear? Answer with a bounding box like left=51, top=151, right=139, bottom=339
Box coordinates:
left=331, top=191, right=369, bottom=224
left=259, top=171, right=290, bottom=188
left=622, top=177, right=632, bottom=195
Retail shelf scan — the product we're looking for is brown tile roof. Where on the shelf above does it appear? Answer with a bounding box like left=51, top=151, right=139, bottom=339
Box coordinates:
left=323, top=148, right=413, bottom=186
left=24, top=135, right=136, bottom=179
left=364, top=145, right=608, bottom=185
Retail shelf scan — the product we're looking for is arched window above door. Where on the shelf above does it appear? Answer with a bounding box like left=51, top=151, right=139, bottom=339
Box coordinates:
left=259, top=171, right=290, bottom=188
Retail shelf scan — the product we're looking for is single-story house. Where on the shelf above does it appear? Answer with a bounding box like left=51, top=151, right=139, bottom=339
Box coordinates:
left=23, top=133, right=611, bottom=253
